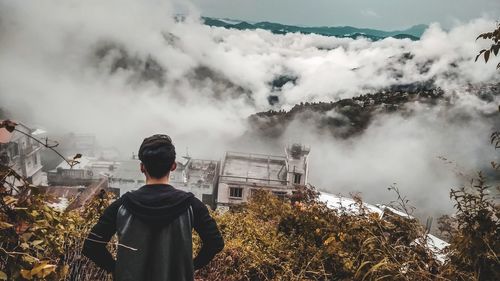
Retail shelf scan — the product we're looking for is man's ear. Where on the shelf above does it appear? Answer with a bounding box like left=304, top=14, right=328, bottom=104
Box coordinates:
left=140, top=162, right=145, bottom=173
left=171, top=162, right=177, bottom=172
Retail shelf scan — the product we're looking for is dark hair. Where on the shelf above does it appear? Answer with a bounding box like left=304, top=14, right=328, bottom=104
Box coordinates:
left=138, top=134, right=176, bottom=178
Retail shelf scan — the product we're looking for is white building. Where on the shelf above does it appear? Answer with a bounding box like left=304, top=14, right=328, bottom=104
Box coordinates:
left=0, top=124, right=46, bottom=186
left=109, top=159, right=144, bottom=194
left=47, top=156, right=118, bottom=186
left=217, top=144, right=310, bottom=207
left=171, top=157, right=219, bottom=208
left=110, top=156, right=220, bottom=208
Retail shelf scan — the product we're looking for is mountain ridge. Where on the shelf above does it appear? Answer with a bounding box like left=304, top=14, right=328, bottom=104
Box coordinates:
left=247, top=83, right=499, bottom=139
left=202, top=17, right=428, bottom=41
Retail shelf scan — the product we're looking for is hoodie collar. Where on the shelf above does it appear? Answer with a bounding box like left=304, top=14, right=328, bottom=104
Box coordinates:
left=122, top=184, right=194, bottom=226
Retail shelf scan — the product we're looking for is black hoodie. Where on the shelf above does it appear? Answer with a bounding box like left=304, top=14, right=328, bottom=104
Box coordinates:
left=82, top=184, right=224, bottom=274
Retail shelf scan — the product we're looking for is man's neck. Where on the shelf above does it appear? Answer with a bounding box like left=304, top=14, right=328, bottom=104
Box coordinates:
left=145, top=176, right=170, bottom=185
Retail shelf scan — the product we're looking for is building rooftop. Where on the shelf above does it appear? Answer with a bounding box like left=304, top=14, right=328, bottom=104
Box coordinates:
left=319, top=192, right=449, bottom=263
left=31, top=129, right=47, bottom=136
left=51, top=156, right=123, bottom=181
left=111, top=159, right=143, bottom=181
left=186, top=159, right=218, bottom=187
left=170, top=158, right=218, bottom=186
left=220, top=151, right=288, bottom=186
left=54, top=156, right=93, bottom=170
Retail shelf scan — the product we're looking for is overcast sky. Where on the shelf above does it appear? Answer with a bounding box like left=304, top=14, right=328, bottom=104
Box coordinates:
left=189, top=0, right=500, bottom=30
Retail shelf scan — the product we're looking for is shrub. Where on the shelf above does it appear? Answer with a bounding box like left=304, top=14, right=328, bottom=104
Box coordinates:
left=440, top=173, right=499, bottom=281
left=196, top=189, right=440, bottom=281
left=0, top=165, right=113, bottom=280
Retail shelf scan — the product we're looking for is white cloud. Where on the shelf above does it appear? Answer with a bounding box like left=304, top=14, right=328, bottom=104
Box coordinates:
left=0, top=0, right=498, bottom=217
left=361, top=9, right=379, bottom=18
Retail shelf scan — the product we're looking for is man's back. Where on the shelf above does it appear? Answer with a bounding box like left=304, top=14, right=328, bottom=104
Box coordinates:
left=83, top=184, right=224, bottom=281
left=115, top=204, right=193, bottom=281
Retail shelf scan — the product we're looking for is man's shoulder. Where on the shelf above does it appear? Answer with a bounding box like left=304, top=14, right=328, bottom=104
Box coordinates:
left=169, top=186, right=195, bottom=197
left=108, top=196, right=125, bottom=207
left=188, top=196, right=211, bottom=221
left=186, top=194, right=203, bottom=206
left=96, top=196, right=125, bottom=221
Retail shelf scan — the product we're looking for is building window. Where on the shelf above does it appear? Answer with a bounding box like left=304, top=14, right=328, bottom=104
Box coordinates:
left=294, top=173, right=302, bottom=184
left=273, top=191, right=288, bottom=200
left=229, top=187, right=243, bottom=198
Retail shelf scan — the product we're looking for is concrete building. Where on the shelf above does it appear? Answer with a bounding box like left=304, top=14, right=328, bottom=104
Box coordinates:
left=0, top=124, right=46, bottom=186
left=47, top=156, right=118, bottom=186
left=42, top=134, right=121, bottom=172
left=109, top=159, right=144, bottom=195
left=170, top=157, right=220, bottom=208
left=217, top=144, right=310, bottom=207
left=51, top=144, right=307, bottom=209
left=109, top=156, right=220, bottom=208
left=284, top=144, right=310, bottom=186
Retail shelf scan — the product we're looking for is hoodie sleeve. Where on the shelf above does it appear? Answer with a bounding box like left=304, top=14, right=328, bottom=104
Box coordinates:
left=82, top=197, right=123, bottom=273
left=191, top=198, right=224, bottom=270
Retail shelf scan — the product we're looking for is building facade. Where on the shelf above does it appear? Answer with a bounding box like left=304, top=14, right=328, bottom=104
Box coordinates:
left=109, top=158, right=144, bottom=195
left=217, top=144, right=310, bottom=207
left=109, top=156, right=220, bottom=209
left=47, top=156, right=118, bottom=186
left=0, top=124, right=45, bottom=186
left=170, top=157, right=220, bottom=209
left=64, top=144, right=309, bottom=209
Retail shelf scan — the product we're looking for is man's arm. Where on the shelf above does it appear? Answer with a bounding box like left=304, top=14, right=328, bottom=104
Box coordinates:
left=82, top=198, right=123, bottom=273
left=191, top=199, right=224, bottom=270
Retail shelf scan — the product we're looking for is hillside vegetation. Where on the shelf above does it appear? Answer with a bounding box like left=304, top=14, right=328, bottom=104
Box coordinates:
left=248, top=83, right=498, bottom=139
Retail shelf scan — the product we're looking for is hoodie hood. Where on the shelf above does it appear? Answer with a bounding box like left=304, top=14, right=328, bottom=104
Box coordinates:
left=122, top=184, right=194, bottom=226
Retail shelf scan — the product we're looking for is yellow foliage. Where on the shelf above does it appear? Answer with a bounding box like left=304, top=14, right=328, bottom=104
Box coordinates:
left=1, top=162, right=497, bottom=281
left=0, top=165, right=114, bottom=280
left=195, top=190, right=442, bottom=280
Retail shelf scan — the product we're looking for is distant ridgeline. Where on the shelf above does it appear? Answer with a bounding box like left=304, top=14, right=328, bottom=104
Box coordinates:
left=247, top=82, right=500, bottom=139
left=202, top=17, right=427, bottom=41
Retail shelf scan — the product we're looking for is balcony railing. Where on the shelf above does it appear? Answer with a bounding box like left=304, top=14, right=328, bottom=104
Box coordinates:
left=219, top=175, right=288, bottom=186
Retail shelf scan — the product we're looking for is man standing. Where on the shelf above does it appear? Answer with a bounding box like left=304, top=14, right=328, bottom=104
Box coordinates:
left=83, top=134, right=224, bottom=281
